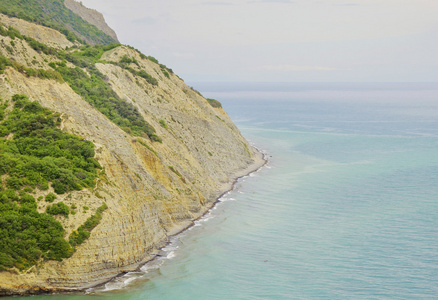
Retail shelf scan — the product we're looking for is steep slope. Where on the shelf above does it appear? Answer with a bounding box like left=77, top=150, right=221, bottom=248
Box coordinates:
left=0, top=0, right=117, bottom=45
left=0, top=9, right=263, bottom=296
left=64, top=0, right=119, bottom=43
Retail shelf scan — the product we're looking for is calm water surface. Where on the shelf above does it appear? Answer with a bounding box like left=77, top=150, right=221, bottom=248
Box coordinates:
left=9, top=83, right=438, bottom=299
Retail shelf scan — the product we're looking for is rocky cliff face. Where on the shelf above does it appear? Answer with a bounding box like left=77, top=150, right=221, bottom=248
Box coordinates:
left=0, top=7, right=263, bottom=296
left=64, top=0, right=119, bottom=43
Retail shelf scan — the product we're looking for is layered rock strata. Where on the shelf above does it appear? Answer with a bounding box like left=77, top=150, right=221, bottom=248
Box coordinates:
left=0, top=18, right=263, bottom=295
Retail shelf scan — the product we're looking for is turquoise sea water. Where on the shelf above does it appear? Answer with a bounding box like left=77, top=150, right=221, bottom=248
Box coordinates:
left=9, top=83, right=438, bottom=299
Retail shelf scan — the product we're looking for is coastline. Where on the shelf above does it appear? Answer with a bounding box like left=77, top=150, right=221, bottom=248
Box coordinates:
left=0, top=147, right=268, bottom=297
left=167, top=145, right=268, bottom=237
left=88, top=145, right=268, bottom=293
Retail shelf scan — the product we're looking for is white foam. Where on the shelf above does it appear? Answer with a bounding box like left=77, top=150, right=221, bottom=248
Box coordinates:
left=88, top=142, right=270, bottom=294
left=140, top=259, right=164, bottom=272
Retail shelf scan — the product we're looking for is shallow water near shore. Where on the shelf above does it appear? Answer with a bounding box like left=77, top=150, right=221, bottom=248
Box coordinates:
left=8, top=82, right=438, bottom=299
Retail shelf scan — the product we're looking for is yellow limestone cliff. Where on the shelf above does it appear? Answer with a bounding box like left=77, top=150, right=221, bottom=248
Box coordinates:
left=0, top=14, right=264, bottom=295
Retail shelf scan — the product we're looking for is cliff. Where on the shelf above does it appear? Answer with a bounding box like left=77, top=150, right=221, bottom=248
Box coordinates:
left=0, top=3, right=263, bottom=296
left=64, top=0, right=119, bottom=43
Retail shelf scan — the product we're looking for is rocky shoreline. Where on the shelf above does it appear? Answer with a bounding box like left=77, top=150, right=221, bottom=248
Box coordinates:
left=0, top=147, right=267, bottom=297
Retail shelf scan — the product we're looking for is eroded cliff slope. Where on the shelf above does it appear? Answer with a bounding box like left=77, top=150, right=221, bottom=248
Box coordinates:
left=0, top=7, right=262, bottom=296
left=64, top=0, right=119, bottom=43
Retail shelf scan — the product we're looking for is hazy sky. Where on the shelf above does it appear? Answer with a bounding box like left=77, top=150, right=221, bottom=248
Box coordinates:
left=80, top=0, right=437, bottom=82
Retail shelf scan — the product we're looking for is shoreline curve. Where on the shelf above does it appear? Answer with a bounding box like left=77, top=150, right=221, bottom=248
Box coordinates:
left=87, top=145, right=268, bottom=293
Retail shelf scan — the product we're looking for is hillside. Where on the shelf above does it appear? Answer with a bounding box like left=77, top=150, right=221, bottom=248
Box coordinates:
left=0, top=2, right=262, bottom=296
left=0, top=0, right=117, bottom=45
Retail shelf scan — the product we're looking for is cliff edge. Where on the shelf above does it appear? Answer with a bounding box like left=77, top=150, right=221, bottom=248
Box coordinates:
left=0, top=3, right=262, bottom=296
left=64, top=0, right=119, bottom=43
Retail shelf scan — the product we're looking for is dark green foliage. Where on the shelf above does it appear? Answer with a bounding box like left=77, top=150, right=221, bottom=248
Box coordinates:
left=0, top=24, right=23, bottom=40
left=120, top=55, right=139, bottom=66
left=159, top=63, right=173, bottom=77
left=207, top=98, right=222, bottom=108
left=51, top=44, right=160, bottom=141
left=0, top=54, right=63, bottom=82
left=24, top=36, right=57, bottom=55
left=146, top=55, right=173, bottom=77
left=0, top=24, right=57, bottom=56
left=112, top=57, right=158, bottom=86
left=0, top=26, right=155, bottom=140
left=136, top=69, right=158, bottom=86
left=162, top=70, right=170, bottom=79
left=53, top=63, right=159, bottom=140
left=57, top=43, right=120, bottom=67
left=0, top=190, right=74, bottom=270
left=0, top=94, right=100, bottom=194
left=46, top=202, right=69, bottom=217
left=0, top=98, right=7, bottom=121
left=147, top=56, right=159, bottom=64
left=0, top=94, right=106, bottom=270
left=0, top=0, right=117, bottom=45
left=69, top=203, right=107, bottom=246
left=45, top=192, right=56, bottom=203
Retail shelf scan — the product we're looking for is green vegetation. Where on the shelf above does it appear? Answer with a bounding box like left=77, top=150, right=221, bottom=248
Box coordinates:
left=52, top=63, right=159, bottom=141
left=1, top=24, right=161, bottom=142
left=45, top=192, right=56, bottom=203
left=112, top=56, right=158, bottom=86
left=49, top=45, right=161, bottom=141
left=0, top=191, right=74, bottom=270
left=0, top=0, right=117, bottom=45
left=0, top=94, right=108, bottom=270
left=159, top=119, right=168, bottom=128
left=146, top=55, right=173, bottom=79
left=120, top=55, right=139, bottom=66
left=190, top=86, right=203, bottom=97
left=58, top=43, right=120, bottom=67
left=147, top=56, right=159, bottom=64
left=69, top=203, right=107, bottom=246
left=0, top=23, right=57, bottom=56
left=46, top=201, right=69, bottom=217
left=138, top=139, right=159, bottom=157
left=169, top=166, right=186, bottom=183
left=0, top=94, right=100, bottom=194
left=207, top=98, right=222, bottom=108
left=0, top=55, right=63, bottom=82
left=0, top=24, right=23, bottom=40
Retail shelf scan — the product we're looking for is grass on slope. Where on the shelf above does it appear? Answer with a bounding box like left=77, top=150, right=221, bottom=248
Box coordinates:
left=0, top=94, right=105, bottom=271
left=0, top=0, right=116, bottom=45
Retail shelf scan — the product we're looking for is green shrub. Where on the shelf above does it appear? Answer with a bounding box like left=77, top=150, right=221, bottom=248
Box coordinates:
left=45, top=192, right=56, bottom=203
left=0, top=0, right=117, bottom=45
left=207, top=98, right=222, bottom=108
left=162, top=70, right=170, bottom=79
left=0, top=191, right=74, bottom=270
left=0, top=94, right=100, bottom=194
left=159, top=119, right=168, bottom=128
left=0, top=94, right=107, bottom=270
left=0, top=54, right=63, bottom=82
left=52, top=51, right=159, bottom=140
left=147, top=56, right=159, bottom=64
left=46, top=202, right=69, bottom=217
left=69, top=203, right=107, bottom=246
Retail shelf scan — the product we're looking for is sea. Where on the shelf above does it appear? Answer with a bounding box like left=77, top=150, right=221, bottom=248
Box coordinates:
left=9, top=82, right=438, bottom=299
